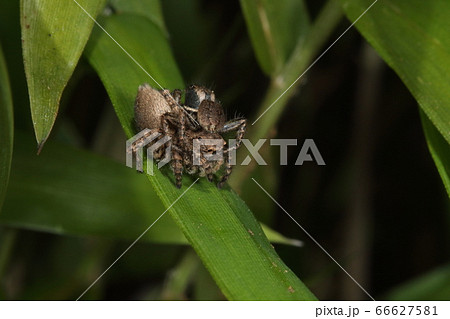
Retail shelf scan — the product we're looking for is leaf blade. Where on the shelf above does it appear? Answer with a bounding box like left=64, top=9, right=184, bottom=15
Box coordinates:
left=420, top=111, right=450, bottom=198
left=1, top=131, right=294, bottom=247
left=85, top=13, right=316, bottom=300
left=0, top=44, right=14, bottom=211
left=240, top=0, right=309, bottom=75
left=109, top=0, right=167, bottom=36
left=385, top=264, right=450, bottom=301
left=0, top=132, right=185, bottom=244
left=339, top=0, right=450, bottom=144
left=21, top=0, right=106, bottom=151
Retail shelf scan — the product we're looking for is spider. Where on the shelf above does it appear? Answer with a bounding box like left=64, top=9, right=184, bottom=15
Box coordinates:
left=180, top=85, right=247, bottom=187
left=131, top=83, right=246, bottom=189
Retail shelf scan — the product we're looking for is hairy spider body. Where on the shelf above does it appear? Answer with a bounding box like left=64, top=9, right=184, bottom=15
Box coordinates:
left=135, top=84, right=173, bottom=131
left=130, top=83, right=246, bottom=189
left=182, top=85, right=247, bottom=187
left=132, top=84, right=185, bottom=176
left=187, top=87, right=247, bottom=151
left=181, top=130, right=225, bottom=182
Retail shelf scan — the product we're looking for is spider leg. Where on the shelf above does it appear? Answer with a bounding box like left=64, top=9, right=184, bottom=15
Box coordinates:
left=183, top=106, right=198, bottom=113
left=204, top=159, right=214, bottom=182
left=160, top=89, right=181, bottom=110
left=159, top=113, right=183, bottom=188
left=172, top=149, right=183, bottom=189
left=161, top=88, right=199, bottom=129
left=128, top=128, right=161, bottom=172
left=179, top=113, right=186, bottom=142
left=219, top=118, right=247, bottom=151
left=162, top=110, right=185, bottom=145
left=164, top=127, right=185, bottom=189
left=172, top=89, right=182, bottom=103
left=218, top=150, right=232, bottom=188
left=181, top=105, right=200, bottom=130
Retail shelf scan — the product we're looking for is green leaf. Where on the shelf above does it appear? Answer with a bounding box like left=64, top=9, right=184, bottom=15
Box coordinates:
left=109, top=0, right=167, bottom=36
left=20, top=0, right=106, bottom=152
left=339, top=0, right=450, bottom=145
left=421, top=111, right=450, bottom=198
left=0, top=132, right=184, bottom=244
left=240, top=0, right=309, bottom=75
left=0, top=45, right=14, bottom=211
left=160, top=250, right=199, bottom=300
left=84, top=14, right=183, bottom=138
left=85, top=13, right=315, bottom=300
left=232, top=1, right=343, bottom=188
left=260, top=223, right=302, bottom=247
left=385, top=264, right=450, bottom=301
left=0, top=132, right=295, bottom=248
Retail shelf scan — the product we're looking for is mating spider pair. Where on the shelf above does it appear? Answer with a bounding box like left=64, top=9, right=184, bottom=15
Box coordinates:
left=131, top=84, right=247, bottom=188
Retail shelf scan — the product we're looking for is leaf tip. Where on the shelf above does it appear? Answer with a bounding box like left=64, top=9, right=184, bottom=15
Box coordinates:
left=36, top=139, right=47, bottom=155
left=290, top=239, right=304, bottom=247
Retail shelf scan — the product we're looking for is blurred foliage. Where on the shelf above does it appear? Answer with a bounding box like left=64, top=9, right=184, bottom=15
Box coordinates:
left=0, top=44, right=13, bottom=210
left=340, top=0, right=450, bottom=197
left=0, top=0, right=448, bottom=300
left=240, top=0, right=310, bottom=75
left=385, top=264, right=450, bottom=301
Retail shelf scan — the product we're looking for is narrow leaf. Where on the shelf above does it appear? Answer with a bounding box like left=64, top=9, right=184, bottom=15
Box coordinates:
left=84, top=14, right=183, bottom=138
left=240, top=0, right=309, bottom=75
left=261, top=223, right=303, bottom=247
left=385, top=264, right=450, bottom=301
left=421, top=111, right=450, bottom=198
left=0, top=132, right=294, bottom=247
left=0, top=45, right=14, bottom=211
left=21, top=0, right=106, bottom=152
left=0, top=132, right=183, bottom=244
left=109, top=0, right=167, bottom=36
left=339, top=0, right=450, bottom=145
left=85, top=13, right=315, bottom=300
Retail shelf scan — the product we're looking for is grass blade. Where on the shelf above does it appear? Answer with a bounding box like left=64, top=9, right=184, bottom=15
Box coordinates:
left=0, top=45, right=14, bottom=211
left=240, top=0, right=309, bottom=75
left=0, top=132, right=297, bottom=248
left=85, top=13, right=316, bottom=300
left=20, top=0, right=106, bottom=152
left=421, top=111, right=450, bottom=198
left=109, top=0, right=167, bottom=36
left=339, top=0, right=450, bottom=145
left=232, top=1, right=343, bottom=188
left=1, top=132, right=182, bottom=244
left=385, top=264, right=450, bottom=301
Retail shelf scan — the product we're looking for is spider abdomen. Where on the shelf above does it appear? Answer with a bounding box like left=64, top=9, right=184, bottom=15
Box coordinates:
left=134, top=84, right=172, bottom=131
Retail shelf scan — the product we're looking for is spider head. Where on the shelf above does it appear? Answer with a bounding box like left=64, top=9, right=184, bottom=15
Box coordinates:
left=185, top=84, right=215, bottom=109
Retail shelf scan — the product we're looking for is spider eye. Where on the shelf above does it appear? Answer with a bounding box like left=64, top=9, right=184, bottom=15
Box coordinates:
left=185, top=88, right=201, bottom=108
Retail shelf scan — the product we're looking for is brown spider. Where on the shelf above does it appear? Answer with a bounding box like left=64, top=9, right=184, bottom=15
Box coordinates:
left=131, top=83, right=246, bottom=189
left=181, top=85, right=247, bottom=187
